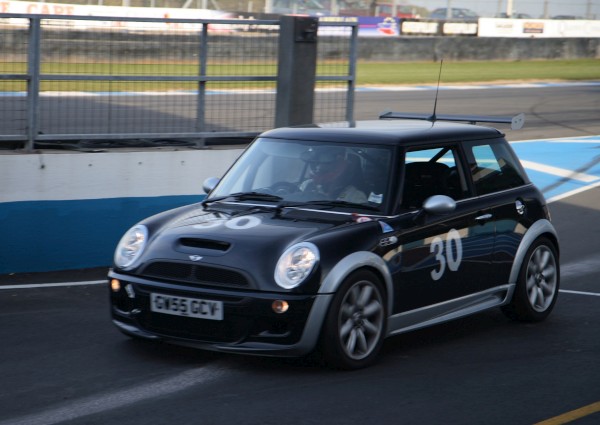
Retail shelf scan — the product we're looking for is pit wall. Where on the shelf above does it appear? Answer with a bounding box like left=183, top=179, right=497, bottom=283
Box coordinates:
left=0, top=148, right=244, bottom=275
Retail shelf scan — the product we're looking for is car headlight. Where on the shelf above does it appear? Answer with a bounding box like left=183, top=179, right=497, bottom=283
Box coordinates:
left=274, top=242, right=319, bottom=289
left=114, top=224, right=148, bottom=269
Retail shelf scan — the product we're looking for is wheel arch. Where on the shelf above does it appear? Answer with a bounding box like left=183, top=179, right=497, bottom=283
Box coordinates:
left=319, top=251, right=394, bottom=314
left=508, top=219, right=560, bottom=285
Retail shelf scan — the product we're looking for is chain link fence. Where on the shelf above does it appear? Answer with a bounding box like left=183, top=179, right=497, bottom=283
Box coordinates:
left=0, top=14, right=357, bottom=149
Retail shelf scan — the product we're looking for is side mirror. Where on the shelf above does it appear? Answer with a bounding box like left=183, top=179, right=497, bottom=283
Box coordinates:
left=422, top=195, right=456, bottom=215
left=202, top=177, right=220, bottom=194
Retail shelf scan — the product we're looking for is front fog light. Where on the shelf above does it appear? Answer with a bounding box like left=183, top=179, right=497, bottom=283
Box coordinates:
left=110, top=279, right=121, bottom=292
left=274, top=242, right=319, bottom=289
left=272, top=300, right=289, bottom=314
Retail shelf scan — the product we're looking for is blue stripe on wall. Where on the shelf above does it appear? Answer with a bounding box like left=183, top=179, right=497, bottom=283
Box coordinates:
left=0, top=195, right=203, bottom=275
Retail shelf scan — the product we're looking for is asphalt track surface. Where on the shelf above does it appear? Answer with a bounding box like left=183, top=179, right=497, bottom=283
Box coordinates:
left=0, top=84, right=599, bottom=425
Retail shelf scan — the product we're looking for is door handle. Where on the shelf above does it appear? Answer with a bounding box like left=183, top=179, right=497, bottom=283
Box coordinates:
left=475, top=213, right=493, bottom=222
left=515, top=200, right=525, bottom=215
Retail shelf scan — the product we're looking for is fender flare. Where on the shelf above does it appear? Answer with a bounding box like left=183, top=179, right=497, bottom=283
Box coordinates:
left=318, top=251, right=394, bottom=314
left=508, top=219, right=559, bottom=285
left=295, top=252, right=393, bottom=354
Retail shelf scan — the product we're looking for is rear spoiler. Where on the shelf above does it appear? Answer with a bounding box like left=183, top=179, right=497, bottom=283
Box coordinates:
left=379, top=111, right=525, bottom=131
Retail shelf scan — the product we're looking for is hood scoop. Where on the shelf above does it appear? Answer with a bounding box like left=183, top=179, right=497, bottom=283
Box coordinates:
left=179, top=238, right=231, bottom=252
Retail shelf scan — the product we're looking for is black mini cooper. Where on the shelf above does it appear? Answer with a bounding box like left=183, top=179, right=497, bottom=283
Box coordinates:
left=109, top=113, right=560, bottom=369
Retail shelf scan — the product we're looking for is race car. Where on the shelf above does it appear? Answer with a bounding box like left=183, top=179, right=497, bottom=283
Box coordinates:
left=109, top=112, right=559, bottom=369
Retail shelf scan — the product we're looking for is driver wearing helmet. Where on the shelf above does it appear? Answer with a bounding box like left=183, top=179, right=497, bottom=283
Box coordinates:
left=300, top=146, right=367, bottom=203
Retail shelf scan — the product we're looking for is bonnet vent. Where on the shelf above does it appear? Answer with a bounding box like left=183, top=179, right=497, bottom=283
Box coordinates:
left=179, top=238, right=231, bottom=251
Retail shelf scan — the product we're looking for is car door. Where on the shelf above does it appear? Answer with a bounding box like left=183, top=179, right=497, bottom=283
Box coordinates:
left=463, top=138, right=534, bottom=287
left=381, top=144, right=496, bottom=314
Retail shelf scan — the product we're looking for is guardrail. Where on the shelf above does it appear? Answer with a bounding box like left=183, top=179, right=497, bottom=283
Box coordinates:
left=0, top=13, right=358, bottom=150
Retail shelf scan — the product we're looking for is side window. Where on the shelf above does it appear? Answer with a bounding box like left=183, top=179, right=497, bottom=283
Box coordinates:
left=468, top=140, right=528, bottom=195
left=402, top=146, right=466, bottom=209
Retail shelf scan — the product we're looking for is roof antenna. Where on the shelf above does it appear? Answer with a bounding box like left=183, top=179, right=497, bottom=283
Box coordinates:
left=430, top=59, right=444, bottom=123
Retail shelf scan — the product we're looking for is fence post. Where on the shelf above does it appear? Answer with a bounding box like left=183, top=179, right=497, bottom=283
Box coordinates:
left=26, top=17, right=41, bottom=151
left=275, top=16, right=319, bottom=128
left=196, top=24, right=208, bottom=134
left=346, top=23, right=358, bottom=123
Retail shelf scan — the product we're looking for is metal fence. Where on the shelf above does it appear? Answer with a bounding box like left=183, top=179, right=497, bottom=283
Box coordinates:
left=0, top=14, right=358, bottom=150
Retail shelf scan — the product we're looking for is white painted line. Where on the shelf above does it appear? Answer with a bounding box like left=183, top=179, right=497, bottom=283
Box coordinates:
left=5, top=82, right=600, bottom=98
left=6, top=280, right=598, bottom=299
left=547, top=179, right=600, bottom=203
left=560, top=254, right=600, bottom=285
left=359, top=82, right=600, bottom=93
left=41, top=92, right=101, bottom=97
left=519, top=160, right=598, bottom=183
left=545, top=139, right=600, bottom=144
left=511, top=136, right=600, bottom=144
left=3, top=244, right=600, bottom=293
left=560, top=290, right=600, bottom=297
left=0, top=280, right=105, bottom=290
left=0, top=366, right=224, bottom=425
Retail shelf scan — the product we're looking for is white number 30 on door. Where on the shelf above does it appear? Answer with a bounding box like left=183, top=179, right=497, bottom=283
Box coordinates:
left=430, top=229, right=463, bottom=281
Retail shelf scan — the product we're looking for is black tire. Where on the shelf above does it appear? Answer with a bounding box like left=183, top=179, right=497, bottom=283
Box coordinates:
left=321, top=270, right=387, bottom=370
left=502, top=237, right=559, bottom=322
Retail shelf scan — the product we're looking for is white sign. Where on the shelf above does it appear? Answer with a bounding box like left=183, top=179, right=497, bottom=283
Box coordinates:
left=443, top=22, right=478, bottom=35
left=401, top=21, right=439, bottom=35
left=478, top=18, right=600, bottom=38
left=0, top=0, right=234, bottom=31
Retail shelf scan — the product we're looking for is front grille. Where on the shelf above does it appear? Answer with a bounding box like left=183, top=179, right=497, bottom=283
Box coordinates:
left=141, top=261, right=250, bottom=287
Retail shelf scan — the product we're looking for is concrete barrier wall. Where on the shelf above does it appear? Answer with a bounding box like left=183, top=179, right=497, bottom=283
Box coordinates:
left=355, top=37, right=600, bottom=61
left=0, top=148, right=243, bottom=274
left=3, top=27, right=599, bottom=62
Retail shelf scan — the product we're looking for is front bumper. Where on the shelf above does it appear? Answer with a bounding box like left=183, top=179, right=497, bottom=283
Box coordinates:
left=108, top=271, right=333, bottom=357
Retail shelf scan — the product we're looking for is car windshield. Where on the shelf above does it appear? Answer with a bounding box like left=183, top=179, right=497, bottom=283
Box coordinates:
left=208, top=137, right=393, bottom=213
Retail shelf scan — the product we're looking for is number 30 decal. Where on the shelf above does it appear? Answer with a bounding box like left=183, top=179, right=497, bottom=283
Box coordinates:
left=430, top=229, right=463, bottom=281
left=193, top=215, right=261, bottom=231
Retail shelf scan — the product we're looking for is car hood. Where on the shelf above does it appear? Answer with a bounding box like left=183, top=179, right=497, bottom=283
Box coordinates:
left=135, top=206, right=366, bottom=291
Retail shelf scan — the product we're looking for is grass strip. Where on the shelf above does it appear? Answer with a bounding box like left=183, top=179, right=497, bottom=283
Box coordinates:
left=1, top=59, right=598, bottom=91
left=356, top=59, right=600, bottom=85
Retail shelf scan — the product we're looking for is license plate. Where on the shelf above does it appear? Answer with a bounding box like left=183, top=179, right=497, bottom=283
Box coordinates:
left=150, top=293, right=223, bottom=321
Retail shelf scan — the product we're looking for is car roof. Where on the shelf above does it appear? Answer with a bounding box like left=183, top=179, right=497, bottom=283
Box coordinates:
left=259, top=119, right=505, bottom=146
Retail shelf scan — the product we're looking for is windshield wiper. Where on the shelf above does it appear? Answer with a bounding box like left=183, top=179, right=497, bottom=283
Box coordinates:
left=276, top=199, right=380, bottom=214
left=202, top=192, right=283, bottom=207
